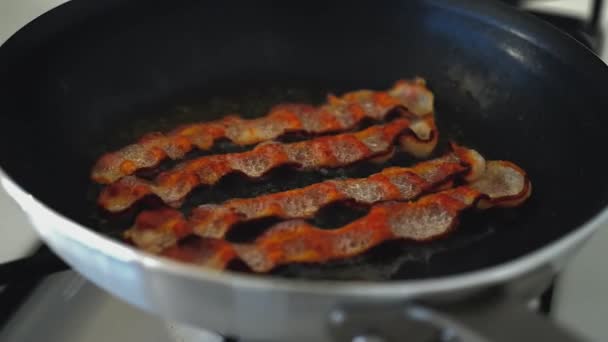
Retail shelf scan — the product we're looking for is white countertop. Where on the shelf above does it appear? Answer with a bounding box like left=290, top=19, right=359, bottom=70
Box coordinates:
left=0, top=0, right=606, bottom=340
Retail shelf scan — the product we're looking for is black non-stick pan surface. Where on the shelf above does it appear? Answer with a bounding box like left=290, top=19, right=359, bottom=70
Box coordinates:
left=0, top=0, right=607, bottom=281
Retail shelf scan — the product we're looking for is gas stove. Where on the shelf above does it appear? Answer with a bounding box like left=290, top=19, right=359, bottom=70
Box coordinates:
left=0, top=1, right=607, bottom=341
left=0, top=271, right=225, bottom=342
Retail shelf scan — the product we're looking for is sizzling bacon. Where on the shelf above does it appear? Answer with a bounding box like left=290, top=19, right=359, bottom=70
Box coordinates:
left=91, top=79, right=435, bottom=184
left=98, top=117, right=438, bottom=212
left=124, top=144, right=485, bottom=252
left=160, top=161, right=531, bottom=272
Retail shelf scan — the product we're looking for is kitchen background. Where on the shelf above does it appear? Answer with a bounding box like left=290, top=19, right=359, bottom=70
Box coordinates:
left=0, top=0, right=606, bottom=341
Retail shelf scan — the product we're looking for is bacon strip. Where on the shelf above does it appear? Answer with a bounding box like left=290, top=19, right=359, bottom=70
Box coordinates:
left=125, top=145, right=485, bottom=252
left=99, top=117, right=438, bottom=212
left=92, top=79, right=435, bottom=184
left=160, top=161, right=531, bottom=272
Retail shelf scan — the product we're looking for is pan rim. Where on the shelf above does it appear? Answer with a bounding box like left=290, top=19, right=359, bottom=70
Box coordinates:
left=1, top=166, right=605, bottom=298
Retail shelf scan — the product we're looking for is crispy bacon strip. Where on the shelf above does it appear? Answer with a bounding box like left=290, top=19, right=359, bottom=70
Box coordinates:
left=99, top=117, right=438, bottom=212
left=92, top=79, right=434, bottom=184
left=125, top=145, right=485, bottom=252
left=160, top=161, right=531, bottom=272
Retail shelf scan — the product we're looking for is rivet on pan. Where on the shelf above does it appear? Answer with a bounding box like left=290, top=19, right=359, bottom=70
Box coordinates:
left=352, top=334, right=385, bottom=342
left=329, top=310, right=346, bottom=325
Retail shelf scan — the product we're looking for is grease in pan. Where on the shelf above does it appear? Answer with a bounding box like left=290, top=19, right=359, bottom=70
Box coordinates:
left=91, top=79, right=531, bottom=274
left=125, top=144, right=483, bottom=252
left=160, top=161, right=531, bottom=272
left=92, top=78, right=435, bottom=184
left=98, top=117, right=438, bottom=212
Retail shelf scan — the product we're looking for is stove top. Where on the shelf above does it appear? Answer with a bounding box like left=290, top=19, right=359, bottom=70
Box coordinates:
left=0, top=272, right=225, bottom=342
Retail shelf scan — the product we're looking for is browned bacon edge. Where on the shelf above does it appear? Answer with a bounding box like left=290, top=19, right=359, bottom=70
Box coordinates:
left=99, top=117, right=438, bottom=212
left=125, top=144, right=485, bottom=253
left=159, top=161, right=531, bottom=273
left=92, top=78, right=435, bottom=184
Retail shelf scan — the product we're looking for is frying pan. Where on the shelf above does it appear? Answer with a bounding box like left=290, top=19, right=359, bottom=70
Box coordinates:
left=1, top=0, right=607, bottom=340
